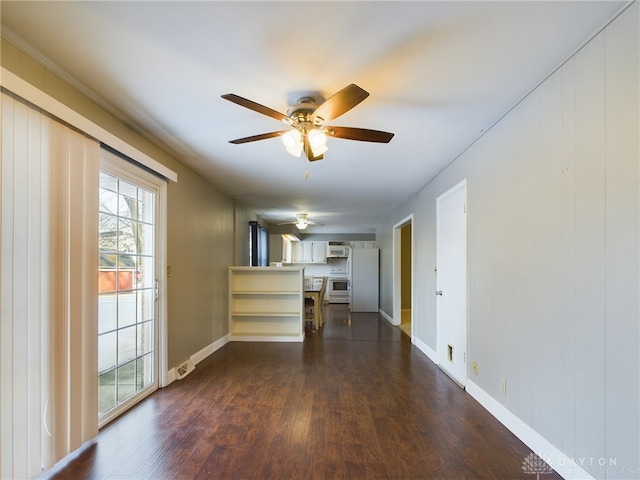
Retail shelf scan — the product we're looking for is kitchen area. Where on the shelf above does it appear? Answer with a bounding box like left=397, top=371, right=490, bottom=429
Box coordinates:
left=273, top=238, right=379, bottom=312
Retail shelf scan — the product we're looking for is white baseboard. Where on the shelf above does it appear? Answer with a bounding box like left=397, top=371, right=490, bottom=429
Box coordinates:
left=379, top=308, right=393, bottom=324
left=229, top=334, right=303, bottom=342
left=192, top=334, right=230, bottom=364
left=165, top=333, right=230, bottom=387
left=466, top=380, right=594, bottom=480
left=413, top=336, right=438, bottom=364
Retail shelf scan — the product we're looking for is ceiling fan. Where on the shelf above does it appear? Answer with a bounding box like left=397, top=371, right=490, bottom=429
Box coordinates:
left=221, top=84, right=394, bottom=164
left=277, top=214, right=323, bottom=231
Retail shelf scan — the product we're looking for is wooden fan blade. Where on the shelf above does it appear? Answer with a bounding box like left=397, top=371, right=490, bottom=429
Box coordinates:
left=228, top=131, right=287, bottom=144
left=303, top=136, right=324, bottom=162
left=326, top=126, right=394, bottom=143
left=311, top=84, right=369, bottom=124
left=222, top=94, right=292, bottom=124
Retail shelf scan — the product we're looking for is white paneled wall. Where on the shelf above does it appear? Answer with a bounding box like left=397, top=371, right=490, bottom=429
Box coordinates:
left=402, top=4, right=639, bottom=479
left=603, top=4, right=640, bottom=473
left=1, top=91, right=99, bottom=478
left=573, top=28, right=608, bottom=468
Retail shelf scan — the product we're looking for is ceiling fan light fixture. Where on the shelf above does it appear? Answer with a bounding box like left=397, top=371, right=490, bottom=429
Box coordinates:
left=308, top=128, right=328, bottom=156
left=295, top=213, right=310, bottom=230
left=278, top=213, right=323, bottom=229
left=282, top=129, right=303, bottom=157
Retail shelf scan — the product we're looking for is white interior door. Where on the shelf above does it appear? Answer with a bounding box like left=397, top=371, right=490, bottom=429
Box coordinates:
left=436, top=180, right=467, bottom=387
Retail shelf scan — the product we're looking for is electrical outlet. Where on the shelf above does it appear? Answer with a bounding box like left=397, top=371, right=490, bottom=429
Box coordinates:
left=472, top=361, right=478, bottom=376
left=500, top=379, right=507, bottom=396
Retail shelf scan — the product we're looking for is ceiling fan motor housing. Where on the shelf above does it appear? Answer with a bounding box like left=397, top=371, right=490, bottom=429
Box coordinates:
left=287, top=97, right=322, bottom=130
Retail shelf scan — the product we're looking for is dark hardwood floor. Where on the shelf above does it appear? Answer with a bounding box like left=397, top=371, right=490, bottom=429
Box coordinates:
left=43, top=305, right=560, bottom=479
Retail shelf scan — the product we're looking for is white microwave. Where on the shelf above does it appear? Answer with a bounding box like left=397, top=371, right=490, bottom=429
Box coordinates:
left=327, top=245, right=351, bottom=258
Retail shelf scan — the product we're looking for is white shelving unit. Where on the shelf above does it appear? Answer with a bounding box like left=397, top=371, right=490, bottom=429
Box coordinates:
left=228, top=266, right=305, bottom=342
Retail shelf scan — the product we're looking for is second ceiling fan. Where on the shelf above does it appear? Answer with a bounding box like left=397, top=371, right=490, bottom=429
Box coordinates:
left=277, top=213, right=322, bottom=231
left=222, top=84, right=394, bottom=163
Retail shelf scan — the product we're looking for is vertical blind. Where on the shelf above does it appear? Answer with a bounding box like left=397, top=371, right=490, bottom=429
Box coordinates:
left=1, top=91, right=98, bottom=478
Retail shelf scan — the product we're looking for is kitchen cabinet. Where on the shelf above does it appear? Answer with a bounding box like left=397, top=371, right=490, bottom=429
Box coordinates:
left=294, top=242, right=310, bottom=263
left=312, top=242, right=328, bottom=262
left=228, top=266, right=305, bottom=342
left=350, top=241, right=377, bottom=249
left=291, top=242, right=303, bottom=263
left=291, top=241, right=327, bottom=263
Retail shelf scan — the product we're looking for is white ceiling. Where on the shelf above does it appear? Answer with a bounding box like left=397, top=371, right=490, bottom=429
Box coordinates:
left=1, top=1, right=628, bottom=233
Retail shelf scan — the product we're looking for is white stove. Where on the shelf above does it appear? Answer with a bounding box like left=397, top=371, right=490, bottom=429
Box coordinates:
left=326, top=256, right=351, bottom=303
left=327, top=276, right=350, bottom=303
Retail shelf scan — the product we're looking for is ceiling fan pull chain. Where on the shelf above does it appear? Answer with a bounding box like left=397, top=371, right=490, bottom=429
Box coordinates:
left=304, top=157, right=310, bottom=180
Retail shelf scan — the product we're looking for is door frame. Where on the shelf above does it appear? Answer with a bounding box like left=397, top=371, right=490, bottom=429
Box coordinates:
left=393, top=214, right=414, bottom=335
left=436, top=179, right=467, bottom=387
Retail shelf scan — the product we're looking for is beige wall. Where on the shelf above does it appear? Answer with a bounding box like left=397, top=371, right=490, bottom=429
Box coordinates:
left=165, top=164, right=235, bottom=366
left=1, top=37, right=245, bottom=368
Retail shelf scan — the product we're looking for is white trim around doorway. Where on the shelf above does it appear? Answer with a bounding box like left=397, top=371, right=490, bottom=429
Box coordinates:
left=392, top=214, right=414, bottom=336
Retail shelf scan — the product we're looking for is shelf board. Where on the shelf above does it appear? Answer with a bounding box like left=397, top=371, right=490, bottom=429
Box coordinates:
left=229, top=332, right=304, bottom=343
left=231, top=311, right=301, bottom=317
left=231, top=291, right=300, bottom=295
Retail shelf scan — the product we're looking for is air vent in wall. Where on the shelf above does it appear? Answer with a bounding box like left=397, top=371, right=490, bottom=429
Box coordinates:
left=176, top=359, right=195, bottom=379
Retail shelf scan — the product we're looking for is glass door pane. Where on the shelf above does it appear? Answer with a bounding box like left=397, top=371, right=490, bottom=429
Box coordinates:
left=98, top=171, right=156, bottom=420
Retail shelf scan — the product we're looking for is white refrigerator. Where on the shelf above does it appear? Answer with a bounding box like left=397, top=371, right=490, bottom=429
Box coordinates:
left=350, top=248, right=379, bottom=312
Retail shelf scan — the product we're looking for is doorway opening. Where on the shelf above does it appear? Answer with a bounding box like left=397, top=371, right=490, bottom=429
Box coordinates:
left=393, top=215, right=413, bottom=338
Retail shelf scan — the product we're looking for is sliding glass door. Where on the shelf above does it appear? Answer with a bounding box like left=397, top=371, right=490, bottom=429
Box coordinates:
left=98, top=151, right=162, bottom=425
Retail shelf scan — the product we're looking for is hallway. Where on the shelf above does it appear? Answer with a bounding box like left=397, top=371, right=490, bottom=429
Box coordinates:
left=44, top=305, right=558, bottom=479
